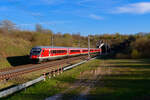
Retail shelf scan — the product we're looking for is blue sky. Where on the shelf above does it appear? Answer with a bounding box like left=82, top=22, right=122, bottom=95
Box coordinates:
left=0, top=0, right=150, bottom=35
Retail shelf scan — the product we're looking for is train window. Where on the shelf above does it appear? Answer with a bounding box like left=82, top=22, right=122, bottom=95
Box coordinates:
left=70, top=50, right=80, bottom=53
left=31, top=48, right=41, bottom=55
left=51, top=50, right=67, bottom=54
left=90, top=49, right=93, bottom=51
left=57, top=50, right=67, bottom=54
left=51, top=50, right=56, bottom=54
left=58, top=50, right=61, bottom=53
left=83, top=50, right=88, bottom=52
left=61, top=50, right=67, bottom=53
left=53, top=50, right=55, bottom=53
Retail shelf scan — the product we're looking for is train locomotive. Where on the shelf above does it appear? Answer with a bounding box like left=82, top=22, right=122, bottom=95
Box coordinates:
left=30, top=46, right=101, bottom=63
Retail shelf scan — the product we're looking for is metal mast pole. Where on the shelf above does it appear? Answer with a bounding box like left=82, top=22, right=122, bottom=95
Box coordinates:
left=78, top=40, right=80, bottom=47
left=105, top=40, right=107, bottom=54
left=51, top=33, right=53, bottom=48
left=100, top=40, right=102, bottom=55
left=88, top=35, right=90, bottom=59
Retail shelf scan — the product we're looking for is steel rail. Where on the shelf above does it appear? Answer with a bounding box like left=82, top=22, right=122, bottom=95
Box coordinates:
left=0, top=55, right=88, bottom=80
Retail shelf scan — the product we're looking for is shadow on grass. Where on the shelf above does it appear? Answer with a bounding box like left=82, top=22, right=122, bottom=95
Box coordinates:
left=86, top=55, right=150, bottom=100
left=0, top=85, right=17, bottom=92
left=2, top=93, right=50, bottom=100
left=7, top=55, right=31, bottom=66
left=87, top=91, right=150, bottom=100
left=97, top=55, right=150, bottom=69
left=106, top=61, right=150, bottom=65
left=96, top=54, right=114, bottom=60
left=138, top=59, right=150, bottom=64
left=53, top=77, right=150, bottom=100
left=97, top=54, right=150, bottom=62
left=108, top=64, right=150, bottom=69
left=88, top=76, right=150, bottom=100
left=57, top=56, right=150, bottom=100
left=55, top=75, right=78, bottom=83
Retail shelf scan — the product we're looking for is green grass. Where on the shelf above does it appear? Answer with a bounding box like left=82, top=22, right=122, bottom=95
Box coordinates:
left=61, top=86, right=85, bottom=100
left=0, top=35, right=31, bottom=69
left=89, top=59, right=150, bottom=100
left=3, top=58, right=150, bottom=100
left=2, top=59, right=100, bottom=100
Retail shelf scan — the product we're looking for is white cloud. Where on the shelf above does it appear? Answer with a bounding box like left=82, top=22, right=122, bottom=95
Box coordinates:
left=89, top=14, right=103, bottom=20
left=114, top=2, right=150, bottom=14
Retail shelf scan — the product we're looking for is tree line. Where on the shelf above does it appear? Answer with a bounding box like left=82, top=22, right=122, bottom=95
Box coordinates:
left=0, top=20, right=150, bottom=59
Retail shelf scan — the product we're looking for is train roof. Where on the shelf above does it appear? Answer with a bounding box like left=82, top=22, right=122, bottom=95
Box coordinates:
left=32, top=46, right=99, bottom=49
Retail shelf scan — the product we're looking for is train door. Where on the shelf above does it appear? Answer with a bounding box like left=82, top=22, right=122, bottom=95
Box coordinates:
left=41, top=49, right=49, bottom=57
left=50, top=49, right=55, bottom=56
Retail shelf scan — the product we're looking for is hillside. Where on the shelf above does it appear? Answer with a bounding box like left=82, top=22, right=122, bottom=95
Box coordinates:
left=0, top=34, right=31, bottom=69
left=0, top=30, right=97, bottom=69
left=0, top=28, right=150, bottom=69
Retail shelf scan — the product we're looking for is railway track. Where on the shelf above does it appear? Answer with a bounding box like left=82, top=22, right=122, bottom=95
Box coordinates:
left=0, top=55, right=89, bottom=81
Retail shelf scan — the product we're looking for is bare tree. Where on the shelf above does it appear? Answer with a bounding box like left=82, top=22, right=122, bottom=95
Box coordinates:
left=0, top=20, right=15, bottom=31
left=35, top=24, right=43, bottom=32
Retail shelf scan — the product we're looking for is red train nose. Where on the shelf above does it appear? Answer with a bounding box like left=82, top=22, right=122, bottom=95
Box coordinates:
left=31, top=55, right=38, bottom=59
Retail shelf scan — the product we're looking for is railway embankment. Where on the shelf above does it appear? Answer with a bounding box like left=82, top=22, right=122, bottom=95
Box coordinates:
left=0, top=34, right=31, bottom=69
left=0, top=56, right=88, bottom=89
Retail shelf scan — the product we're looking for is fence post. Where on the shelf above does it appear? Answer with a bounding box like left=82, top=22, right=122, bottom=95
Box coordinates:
left=61, top=65, right=63, bottom=73
left=53, top=68, right=55, bottom=77
left=43, top=72, right=46, bottom=81
left=57, top=66, right=59, bottom=75
left=48, top=70, right=51, bottom=79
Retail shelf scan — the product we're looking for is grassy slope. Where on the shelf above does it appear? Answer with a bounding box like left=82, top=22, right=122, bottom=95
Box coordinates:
left=0, top=34, right=31, bottom=69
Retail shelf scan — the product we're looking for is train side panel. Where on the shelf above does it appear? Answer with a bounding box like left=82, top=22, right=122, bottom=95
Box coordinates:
left=30, top=46, right=102, bottom=63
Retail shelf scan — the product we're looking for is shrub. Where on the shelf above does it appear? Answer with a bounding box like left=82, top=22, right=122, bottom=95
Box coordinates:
left=131, top=49, right=140, bottom=59
left=116, top=53, right=130, bottom=59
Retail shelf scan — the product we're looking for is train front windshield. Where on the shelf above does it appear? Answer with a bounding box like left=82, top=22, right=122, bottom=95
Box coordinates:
left=30, top=48, right=41, bottom=55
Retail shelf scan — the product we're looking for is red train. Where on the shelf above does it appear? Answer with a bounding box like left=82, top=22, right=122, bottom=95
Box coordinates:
left=30, top=46, right=101, bottom=62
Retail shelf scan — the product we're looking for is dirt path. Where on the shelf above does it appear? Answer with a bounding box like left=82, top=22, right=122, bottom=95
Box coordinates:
left=45, top=61, right=111, bottom=100
left=71, top=67, right=109, bottom=100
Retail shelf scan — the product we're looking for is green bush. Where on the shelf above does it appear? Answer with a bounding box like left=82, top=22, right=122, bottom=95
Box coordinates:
left=131, top=49, right=140, bottom=59
left=116, top=53, right=130, bottom=59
